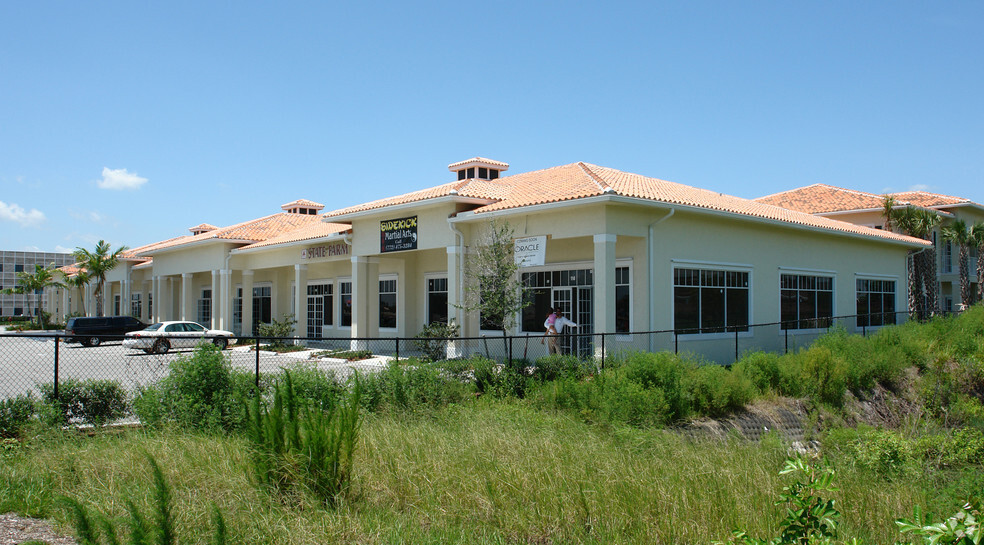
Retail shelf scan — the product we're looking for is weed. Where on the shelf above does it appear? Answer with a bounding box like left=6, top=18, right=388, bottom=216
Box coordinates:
left=39, top=379, right=128, bottom=426
left=0, top=393, right=35, bottom=438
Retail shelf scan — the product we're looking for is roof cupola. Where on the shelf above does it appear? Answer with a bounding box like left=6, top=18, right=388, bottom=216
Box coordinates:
left=281, top=199, right=325, bottom=215
left=188, top=223, right=218, bottom=235
left=448, top=157, right=509, bottom=181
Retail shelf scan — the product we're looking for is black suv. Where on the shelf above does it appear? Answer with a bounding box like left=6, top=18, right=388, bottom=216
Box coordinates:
left=65, top=316, right=148, bottom=347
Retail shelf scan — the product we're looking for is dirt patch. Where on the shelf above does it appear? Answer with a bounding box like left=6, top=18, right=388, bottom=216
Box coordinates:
left=0, top=512, right=78, bottom=545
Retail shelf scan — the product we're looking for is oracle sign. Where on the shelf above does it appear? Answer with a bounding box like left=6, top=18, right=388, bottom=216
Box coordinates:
left=514, top=235, right=546, bottom=267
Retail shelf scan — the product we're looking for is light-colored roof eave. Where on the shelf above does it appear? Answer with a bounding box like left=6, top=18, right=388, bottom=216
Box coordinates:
left=927, top=202, right=984, bottom=215
left=232, top=232, right=349, bottom=254
left=322, top=195, right=497, bottom=223
left=136, top=237, right=255, bottom=257
left=450, top=194, right=930, bottom=249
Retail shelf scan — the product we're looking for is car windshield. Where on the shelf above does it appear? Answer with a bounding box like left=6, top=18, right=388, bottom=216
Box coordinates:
left=143, top=323, right=163, bottom=331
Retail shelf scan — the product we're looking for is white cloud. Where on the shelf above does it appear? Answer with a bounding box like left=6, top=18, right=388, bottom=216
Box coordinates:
left=97, top=167, right=148, bottom=190
left=54, top=245, right=75, bottom=253
left=0, top=200, right=46, bottom=227
left=23, top=245, right=40, bottom=251
left=907, top=184, right=931, bottom=192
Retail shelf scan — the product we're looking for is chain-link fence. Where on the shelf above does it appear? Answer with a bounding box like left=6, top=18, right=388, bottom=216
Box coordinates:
left=0, top=310, right=951, bottom=405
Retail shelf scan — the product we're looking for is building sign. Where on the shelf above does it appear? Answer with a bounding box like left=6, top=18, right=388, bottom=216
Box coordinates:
left=380, top=215, right=418, bottom=253
left=514, top=235, right=546, bottom=267
left=301, top=242, right=349, bottom=260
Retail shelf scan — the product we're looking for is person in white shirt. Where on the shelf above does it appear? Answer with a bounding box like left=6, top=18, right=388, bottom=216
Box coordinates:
left=552, top=309, right=578, bottom=355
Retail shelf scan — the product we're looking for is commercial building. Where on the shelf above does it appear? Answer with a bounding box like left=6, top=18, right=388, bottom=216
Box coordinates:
left=48, top=158, right=929, bottom=362
left=756, top=184, right=984, bottom=311
left=1, top=250, right=75, bottom=318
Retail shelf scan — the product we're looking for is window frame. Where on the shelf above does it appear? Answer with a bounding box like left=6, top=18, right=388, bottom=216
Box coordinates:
left=424, top=273, right=449, bottom=326
left=855, top=274, right=899, bottom=329
left=671, top=260, right=753, bottom=340
left=338, top=277, right=353, bottom=329
left=378, top=274, right=398, bottom=331
left=778, top=268, right=836, bottom=334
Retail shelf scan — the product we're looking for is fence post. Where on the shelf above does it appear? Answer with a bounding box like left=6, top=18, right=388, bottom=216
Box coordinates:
left=53, top=334, right=60, bottom=401
left=507, top=335, right=513, bottom=369
left=674, top=331, right=678, bottom=354
left=254, top=337, right=260, bottom=389
left=734, top=326, right=739, bottom=363
left=784, top=327, right=788, bottom=354
left=395, top=337, right=400, bottom=362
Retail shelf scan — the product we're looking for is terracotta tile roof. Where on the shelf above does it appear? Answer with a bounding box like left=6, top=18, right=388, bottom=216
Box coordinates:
left=885, top=191, right=972, bottom=208
left=448, top=157, right=510, bottom=170
left=325, top=162, right=928, bottom=246
left=57, top=264, right=83, bottom=276
left=281, top=198, right=325, bottom=210
left=237, top=221, right=352, bottom=251
left=136, top=213, right=324, bottom=255
left=122, top=236, right=191, bottom=260
left=754, top=184, right=888, bottom=214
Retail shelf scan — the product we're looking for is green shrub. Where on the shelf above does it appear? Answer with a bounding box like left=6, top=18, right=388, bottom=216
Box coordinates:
left=134, top=343, right=252, bottom=431
left=248, top=371, right=362, bottom=507
left=360, top=359, right=473, bottom=411
left=281, top=363, right=346, bottom=412
left=685, top=364, right=756, bottom=418
left=798, top=346, right=848, bottom=407
left=852, top=429, right=916, bottom=476
left=536, top=372, right=672, bottom=427
left=257, top=313, right=297, bottom=349
left=40, top=379, right=128, bottom=426
left=411, top=320, right=460, bottom=361
left=732, top=351, right=782, bottom=394
left=529, top=354, right=591, bottom=383
left=0, top=394, right=35, bottom=438
left=617, top=351, right=689, bottom=420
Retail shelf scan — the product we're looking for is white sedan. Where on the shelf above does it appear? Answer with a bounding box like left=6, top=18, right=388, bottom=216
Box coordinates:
left=122, top=321, right=236, bottom=354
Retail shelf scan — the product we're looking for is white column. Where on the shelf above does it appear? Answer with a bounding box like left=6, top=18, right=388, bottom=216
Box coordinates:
left=181, top=273, right=194, bottom=321
left=218, top=269, right=232, bottom=331
left=212, top=270, right=221, bottom=330
left=593, top=234, right=617, bottom=338
left=242, top=270, right=254, bottom=336
left=140, top=281, right=149, bottom=322
left=294, top=264, right=308, bottom=338
left=350, top=257, right=379, bottom=346
left=152, top=276, right=160, bottom=322
left=60, top=287, right=69, bottom=322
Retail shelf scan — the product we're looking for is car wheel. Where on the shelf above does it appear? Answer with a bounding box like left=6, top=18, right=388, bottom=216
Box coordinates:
left=213, top=337, right=228, bottom=350
left=86, top=337, right=101, bottom=347
left=153, top=339, right=170, bottom=354
left=143, top=348, right=153, bottom=354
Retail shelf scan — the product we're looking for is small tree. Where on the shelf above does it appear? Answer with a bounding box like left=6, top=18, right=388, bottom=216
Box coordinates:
left=458, top=219, right=530, bottom=337
left=63, top=269, right=91, bottom=316
left=73, top=240, right=127, bottom=317
left=1, top=263, right=64, bottom=328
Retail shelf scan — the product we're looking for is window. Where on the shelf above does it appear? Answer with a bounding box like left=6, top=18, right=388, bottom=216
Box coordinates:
left=379, top=278, right=397, bottom=329
left=14, top=307, right=22, bottom=315
left=131, top=294, right=141, bottom=318
left=478, top=167, right=488, bottom=179
left=114, top=295, right=121, bottom=316
left=340, top=281, right=352, bottom=327
left=457, top=170, right=466, bottom=181
left=856, top=279, right=896, bottom=327
left=780, top=274, right=833, bottom=330
left=466, top=167, right=475, bottom=179
left=615, top=266, right=630, bottom=333
left=252, top=285, right=272, bottom=334
left=674, top=268, right=749, bottom=334
left=233, top=287, right=242, bottom=335
left=427, top=277, right=448, bottom=324
left=489, top=169, right=499, bottom=180
left=148, top=293, right=153, bottom=319
left=942, top=241, right=953, bottom=274
left=307, top=283, right=333, bottom=338
left=198, top=289, right=212, bottom=325
left=14, top=264, right=23, bottom=272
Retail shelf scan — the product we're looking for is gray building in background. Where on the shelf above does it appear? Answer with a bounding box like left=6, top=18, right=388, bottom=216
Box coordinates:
left=1, top=250, right=75, bottom=317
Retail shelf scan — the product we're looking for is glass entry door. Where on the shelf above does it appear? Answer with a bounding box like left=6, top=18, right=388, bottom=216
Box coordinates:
left=552, top=287, right=593, bottom=357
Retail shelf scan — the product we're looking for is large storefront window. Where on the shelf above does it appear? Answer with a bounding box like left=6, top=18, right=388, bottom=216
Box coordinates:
left=780, top=274, right=833, bottom=330
left=252, top=285, right=272, bottom=334
left=856, top=279, right=896, bottom=327
left=340, top=281, right=352, bottom=327
left=427, top=277, right=448, bottom=324
left=379, top=278, right=397, bottom=329
left=233, top=288, right=242, bottom=335
left=674, top=268, right=749, bottom=334
left=307, top=283, right=333, bottom=338
left=131, top=294, right=141, bottom=318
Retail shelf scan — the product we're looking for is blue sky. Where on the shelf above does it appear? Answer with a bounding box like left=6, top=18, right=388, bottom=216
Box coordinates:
left=1, top=1, right=981, bottom=254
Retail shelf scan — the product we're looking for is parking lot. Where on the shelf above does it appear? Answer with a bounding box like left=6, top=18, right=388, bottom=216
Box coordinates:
left=0, top=332, right=390, bottom=400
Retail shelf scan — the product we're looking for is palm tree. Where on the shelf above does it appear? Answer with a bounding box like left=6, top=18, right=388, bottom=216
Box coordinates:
left=73, top=240, right=127, bottom=317
left=63, top=268, right=91, bottom=316
left=941, top=219, right=972, bottom=311
left=970, top=221, right=984, bottom=305
left=884, top=201, right=941, bottom=318
left=0, top=264, right=64, bottom=328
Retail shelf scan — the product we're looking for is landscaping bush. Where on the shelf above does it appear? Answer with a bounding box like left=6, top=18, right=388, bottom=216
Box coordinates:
left=360, top=359, right=473, bottom=412
left=411, top=320, right=460, bottom=362
left=0, top=394, right=35, bottom=438
left=257, top=313, right=297, bottom=349
left=39, top=379, right=128, bottom=426
left=134, top=343, right=253, bottom=431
